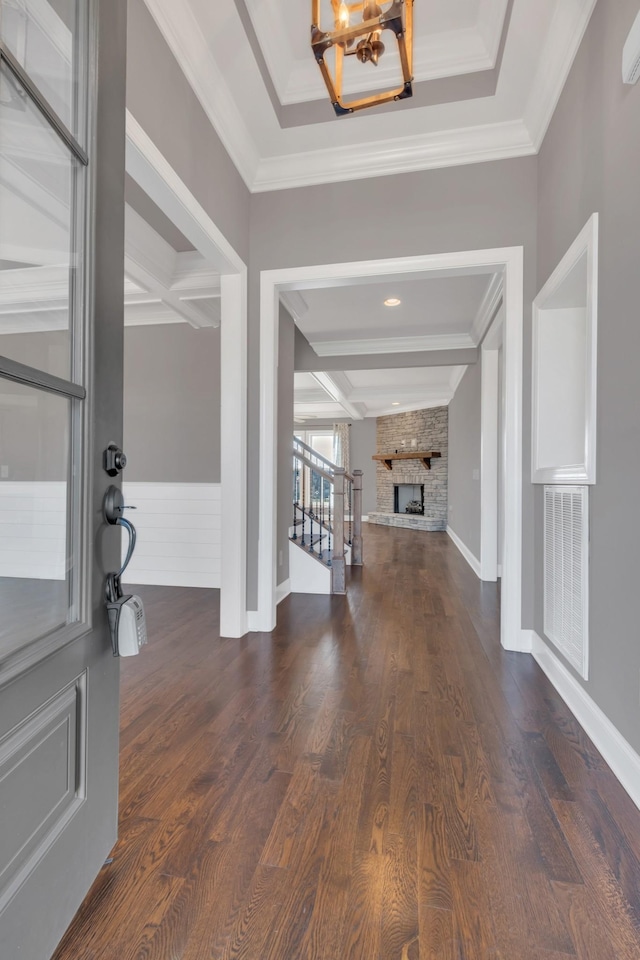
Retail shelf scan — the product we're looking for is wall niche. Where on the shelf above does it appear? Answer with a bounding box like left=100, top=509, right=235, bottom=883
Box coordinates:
left=532, top=213, right=598, bottom=484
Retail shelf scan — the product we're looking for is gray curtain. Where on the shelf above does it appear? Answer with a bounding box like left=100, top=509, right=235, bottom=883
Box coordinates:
left=333, top=423, right=351, bottom=474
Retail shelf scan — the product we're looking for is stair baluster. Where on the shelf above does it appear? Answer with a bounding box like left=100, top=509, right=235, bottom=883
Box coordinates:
left=318, top=475, right=325, bottom=561
left=309, top=469, right=315, bottom=553
left=292, top=456, right=299, bottom=540
left=327, top=479, right=332, bottom=566
left=301, top=458, right=306, bottom=547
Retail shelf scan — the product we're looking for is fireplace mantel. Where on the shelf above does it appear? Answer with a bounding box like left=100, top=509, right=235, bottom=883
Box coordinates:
left=373, top=451, right=442, bottom=472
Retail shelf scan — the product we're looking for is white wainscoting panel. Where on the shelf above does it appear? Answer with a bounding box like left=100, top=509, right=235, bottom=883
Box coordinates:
left=122, top=482, right=221, bottom=588
left=0, top=482, right=67, bottom=580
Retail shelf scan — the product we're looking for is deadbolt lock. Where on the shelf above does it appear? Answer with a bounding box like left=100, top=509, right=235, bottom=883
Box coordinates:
left=104, top=443, right=127, bottom=477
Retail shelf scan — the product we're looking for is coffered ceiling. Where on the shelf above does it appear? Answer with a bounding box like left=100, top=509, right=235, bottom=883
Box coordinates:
left=289, top=266, right=502, bottom=417
left=294, top=365, right=466, bottom=420
left=143, top=0, right=597, bottom=191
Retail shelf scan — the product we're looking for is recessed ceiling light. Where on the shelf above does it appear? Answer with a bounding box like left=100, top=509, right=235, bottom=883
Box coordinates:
left=391, top=402, right=400, bottom=406
left=384, top=298, right=401, bottom=307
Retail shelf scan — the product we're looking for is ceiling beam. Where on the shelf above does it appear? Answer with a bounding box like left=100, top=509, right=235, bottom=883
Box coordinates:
left=311, top=371, right=364, bottom=420
left=310, top=333, right=477, bottom=357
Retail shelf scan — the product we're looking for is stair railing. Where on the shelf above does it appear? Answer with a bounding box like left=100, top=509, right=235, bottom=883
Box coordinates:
left=292, top=438, right=364, bottom=593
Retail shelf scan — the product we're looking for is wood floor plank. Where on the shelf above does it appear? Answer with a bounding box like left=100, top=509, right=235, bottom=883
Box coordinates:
left=380, top=834, right=419, bottom=960
left=51, top=525, right=640, bottom=960
left=449, top=859, right=497, bottom=960
left=356, top=693, right=395, bottom=855
left=551, top=799, right=640, bottom=956
left=419, top=906, right=455, bottom=960
left=419, top=803, right=453, bottom=911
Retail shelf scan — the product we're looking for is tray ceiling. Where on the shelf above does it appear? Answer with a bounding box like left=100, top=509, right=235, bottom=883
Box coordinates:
left=142, top=0, right=597, bottom=190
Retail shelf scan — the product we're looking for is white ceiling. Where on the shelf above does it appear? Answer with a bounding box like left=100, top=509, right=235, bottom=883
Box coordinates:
left=294, top=365, right=466, bottom=420
left=143, top=0, right=598, bottom=190
left=297, top=274, right=493, bottom=353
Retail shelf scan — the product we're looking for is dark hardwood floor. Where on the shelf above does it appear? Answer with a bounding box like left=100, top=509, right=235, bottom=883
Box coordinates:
left=53, top=525, right=640, bottom=959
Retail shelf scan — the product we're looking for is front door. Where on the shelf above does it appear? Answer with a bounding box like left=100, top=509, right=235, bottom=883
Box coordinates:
left=0, top=1, right=127, bottom=956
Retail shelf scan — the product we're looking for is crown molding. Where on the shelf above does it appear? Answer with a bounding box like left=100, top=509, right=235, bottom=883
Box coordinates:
left=142, top=0, right=260, bottom=190
left=471, top=272, right=503, bottom=344
left=310, top=332, right=476, bottom=357
left=350, top=384, right=456, bottom=403
left=370, top=397, right=452, bottom=416
left=124, top=302, right=186, bottom=326
left=449, top=365, right=469, bottom=393
left=171, top=252, right=221, bottom=297
left=478, top=0, right=510, bottom=64
left=280, top=290, right=309, bottom=322
left=252, top=119, right=536, bottom=192
left=524, top=0, right=598, bottom=149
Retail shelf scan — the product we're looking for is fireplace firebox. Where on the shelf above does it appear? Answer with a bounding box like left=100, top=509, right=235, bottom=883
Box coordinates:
left=394, top=484, right=425, bottom=515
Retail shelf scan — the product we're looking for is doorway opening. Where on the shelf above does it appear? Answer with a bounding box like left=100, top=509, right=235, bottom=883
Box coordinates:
left=258, top=247, right=525, bottom=652
left=125, top=113, right=248, bottom=637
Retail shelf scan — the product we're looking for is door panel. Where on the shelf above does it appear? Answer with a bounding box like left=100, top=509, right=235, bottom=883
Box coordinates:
left=0, top=1, right=127, bottom=956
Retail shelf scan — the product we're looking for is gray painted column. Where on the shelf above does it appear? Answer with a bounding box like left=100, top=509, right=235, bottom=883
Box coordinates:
left=332, top=468, right=346, bottom=594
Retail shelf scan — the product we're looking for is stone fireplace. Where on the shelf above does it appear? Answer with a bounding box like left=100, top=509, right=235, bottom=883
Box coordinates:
left=369, top=406, right=448, bottom=532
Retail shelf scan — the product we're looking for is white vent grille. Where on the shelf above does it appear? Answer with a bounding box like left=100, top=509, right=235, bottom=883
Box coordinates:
left=544, top=486, right=589, bottom=678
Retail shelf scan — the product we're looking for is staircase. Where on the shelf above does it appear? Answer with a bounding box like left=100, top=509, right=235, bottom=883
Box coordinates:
left=290, top=437, right=363, bottom=595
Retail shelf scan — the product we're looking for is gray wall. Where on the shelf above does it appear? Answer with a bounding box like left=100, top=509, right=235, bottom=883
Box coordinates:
left=126, top=0, right=250, bottom=264
left=277, top=306, right=295, bottom=586
left=537, top=0, right=640, bottom=752
left=351, top=419, right=377, bottom=516
left=448, top=362, right=482, bottom=559
left=249, top=157, right=538, bottom=612
left=123, top=324, right=220, bottom=483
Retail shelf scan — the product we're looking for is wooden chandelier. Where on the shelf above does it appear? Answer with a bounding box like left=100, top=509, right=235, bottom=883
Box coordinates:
left=311, top=0, right=414, bottom=116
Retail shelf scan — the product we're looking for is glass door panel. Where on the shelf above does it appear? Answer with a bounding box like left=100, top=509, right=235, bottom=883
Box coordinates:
left=0, top=61, right=80, bottom=380
left=0, top=379, right=73, bottom=657
left=0, top=0, right=84, bottom=142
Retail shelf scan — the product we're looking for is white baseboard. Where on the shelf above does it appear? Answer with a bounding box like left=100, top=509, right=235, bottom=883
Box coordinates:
left=529, top=630, right=640, bottom=812
left=247, top=610, right=265, bottom=632
left=446, top=526, right=481, bottom=578
left=361, top=515, right=369, bottom=522
left=276, top=579, right=291, bottom=605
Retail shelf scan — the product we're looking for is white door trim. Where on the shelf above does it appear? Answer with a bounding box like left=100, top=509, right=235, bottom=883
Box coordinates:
left=258, top=247, right=525, bottom=652
left=480, top=303, right=504, bottom=582
left=125, top=111, right=248, bottom=637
